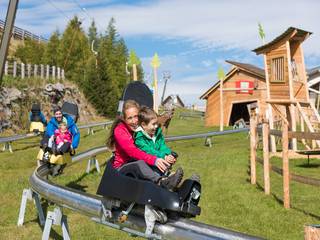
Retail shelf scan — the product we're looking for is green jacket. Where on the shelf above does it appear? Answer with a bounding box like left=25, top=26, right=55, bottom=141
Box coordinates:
left=134, top=127, right=171, bottom=158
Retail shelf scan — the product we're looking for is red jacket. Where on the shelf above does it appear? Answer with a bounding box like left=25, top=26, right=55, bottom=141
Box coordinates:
left=112, top=122, right=157, bottom=169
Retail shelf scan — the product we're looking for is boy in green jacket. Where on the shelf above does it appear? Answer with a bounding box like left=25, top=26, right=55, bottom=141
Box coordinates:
left=135, top=106, right=181, bottom=178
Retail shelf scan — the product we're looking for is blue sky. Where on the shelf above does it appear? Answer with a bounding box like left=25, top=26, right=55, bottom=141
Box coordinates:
left=1, top=0, right=320, bottom=107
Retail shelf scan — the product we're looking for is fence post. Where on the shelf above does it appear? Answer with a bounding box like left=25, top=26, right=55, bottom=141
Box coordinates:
left=52, top=66, right=56, bottom=80
left=46, top=65, right=49, bottom=79
left=262, top=119, right=270, bottom=194
left=4, top=61, right=8, bottom=75
left=40, top=64, right=44, bottom=78
left=61, top=69, right=65, bottom=81
left=13, top=61, right=17, bottom=77
left=57, top=67, right=61, bottom=80
left=21, top=63, right=25, bottom=79
left=27, top=63, right=31, bottom=78
left=282, top=119, right=290, bottom=209
left=34, top=64, right=38, bottom=77
left=249, top=109, right=257, bottom=185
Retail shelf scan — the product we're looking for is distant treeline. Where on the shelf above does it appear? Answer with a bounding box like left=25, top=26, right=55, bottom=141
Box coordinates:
left=10, top=16, right=144, bottom=117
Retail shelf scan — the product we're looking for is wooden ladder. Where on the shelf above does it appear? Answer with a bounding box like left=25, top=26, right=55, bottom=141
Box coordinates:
left=296, top=102, right=320, bottom=148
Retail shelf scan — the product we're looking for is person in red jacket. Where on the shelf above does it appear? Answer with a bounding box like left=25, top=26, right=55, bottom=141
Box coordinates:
left=107, top=100, right=183, bottom=190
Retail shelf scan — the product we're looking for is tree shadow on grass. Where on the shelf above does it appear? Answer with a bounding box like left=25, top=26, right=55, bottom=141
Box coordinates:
left=297, top=163, right=320, bottom=168
left=65, top=172, right=89, bottom=192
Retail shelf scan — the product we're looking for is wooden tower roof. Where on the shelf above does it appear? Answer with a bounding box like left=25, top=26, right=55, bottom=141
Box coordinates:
left=252, top=27, right=312, bottom=55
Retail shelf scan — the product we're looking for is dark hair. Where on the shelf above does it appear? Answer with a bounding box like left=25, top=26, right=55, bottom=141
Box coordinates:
left=138, top=106, right=157, bottom=125
left=106, top=100, right=140, bottom=149
left=53, top=106, right=62, bottom=114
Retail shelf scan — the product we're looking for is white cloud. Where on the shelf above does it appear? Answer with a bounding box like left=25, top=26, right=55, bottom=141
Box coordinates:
left=2, top=0, right=319, bottom=106
left=202, top=60, right=214, bottom=68
left=2, top=0, right=319, bottom=56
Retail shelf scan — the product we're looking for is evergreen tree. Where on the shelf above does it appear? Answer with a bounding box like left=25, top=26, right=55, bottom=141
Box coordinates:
left=88, top=20, right=99, bottom=52
left=58, top=16, right=90, bottom=84
left=43, top=30, right=60, bottom=66
left=14, top=39, right=46, bottom=64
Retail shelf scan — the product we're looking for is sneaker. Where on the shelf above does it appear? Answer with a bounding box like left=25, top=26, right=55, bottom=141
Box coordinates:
left=190, top=173, right=200, bottom=183
left=159, top=167, right=183, bottom=191
left=42, top=151, right=50, bottom=162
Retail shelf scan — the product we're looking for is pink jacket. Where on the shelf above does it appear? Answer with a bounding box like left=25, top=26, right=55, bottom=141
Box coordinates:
left=112, top=122, right=157, bottom=169
left=54, top=129, right=72, bottom=145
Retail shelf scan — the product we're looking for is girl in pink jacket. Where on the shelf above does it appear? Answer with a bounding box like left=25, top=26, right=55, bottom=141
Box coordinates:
left=53, top=122, right=72, bottom=154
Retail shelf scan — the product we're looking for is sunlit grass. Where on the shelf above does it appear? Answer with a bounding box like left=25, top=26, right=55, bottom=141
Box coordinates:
left=0, top=115, right=319, bottom=239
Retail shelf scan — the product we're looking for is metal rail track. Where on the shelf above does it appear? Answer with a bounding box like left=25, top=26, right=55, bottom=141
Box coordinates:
left=0, top=121, right=113, bottom=152
left=27, top=129, right=262, bottom=239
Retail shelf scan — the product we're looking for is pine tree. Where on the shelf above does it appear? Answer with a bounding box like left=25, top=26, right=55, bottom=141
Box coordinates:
left=14, top=39, right=46, bottom=64
left=88, top=20, right=99, bottom=52
left=43, top=30, right=60, bottom=66
left=58, top=16, right=90, bottom=84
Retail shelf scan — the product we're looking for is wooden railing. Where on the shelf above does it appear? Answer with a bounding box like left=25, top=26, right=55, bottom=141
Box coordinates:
left=0, top=19, right=47, bottom=43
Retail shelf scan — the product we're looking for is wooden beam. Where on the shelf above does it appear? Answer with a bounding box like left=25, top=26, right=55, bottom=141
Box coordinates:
left=299, top=46, right=310, bottom=102
left=266, top=99, right=296, bottom=105
left=263, top=53, right=276, bottom=153
left=250, top=111, right=257, bottom=185
left=220, top=78, right=224, bottom=131
left=271, top=104, right=289, bottom=125
left=262, top=121, right=270, bottom=194
left=282, top=120, right=290, bottom=209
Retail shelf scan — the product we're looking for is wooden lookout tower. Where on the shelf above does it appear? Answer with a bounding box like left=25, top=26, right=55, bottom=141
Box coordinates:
left=253, top=27, right=320, bottom=151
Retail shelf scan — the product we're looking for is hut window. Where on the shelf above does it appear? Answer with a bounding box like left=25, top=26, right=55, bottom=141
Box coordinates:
left=271, top=57, right=285, bottom=82
left=236, top=80, right=253, bottom=94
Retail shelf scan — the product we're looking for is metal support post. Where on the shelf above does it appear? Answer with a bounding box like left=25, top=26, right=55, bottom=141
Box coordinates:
left=42, top=207, right=70, bottom=240
left=3, top=142, right=13, bottom=153
left=86, top=157, right=100, bottom=174
left=17, top=188, right=45, bottom=226
left=204, top=137, right=212, bottom=147
left=87, top=127, right=94, bottom=135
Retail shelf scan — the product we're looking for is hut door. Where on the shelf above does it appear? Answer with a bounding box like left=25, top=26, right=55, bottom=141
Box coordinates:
left=229, top=101, right=256, bottom=126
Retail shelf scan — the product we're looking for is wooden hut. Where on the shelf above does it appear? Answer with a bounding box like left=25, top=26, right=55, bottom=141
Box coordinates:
left=162, top=95, right=185, bottom=109
left=200, top=60, right=267, bottom=127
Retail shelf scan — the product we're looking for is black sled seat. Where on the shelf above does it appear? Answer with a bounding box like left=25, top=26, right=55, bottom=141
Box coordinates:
left=97, top=160, right=201, bottom=217
left=61, top=102, right=79, bottom=123
left=30, top=103, right=45, bottom=133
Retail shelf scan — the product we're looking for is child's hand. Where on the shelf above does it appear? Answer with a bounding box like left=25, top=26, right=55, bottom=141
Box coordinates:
left=64, top=140, right=67, bottom=142
left=165, top=155, right=176, bottom=164
left=156, top=158, right=170, bottom=172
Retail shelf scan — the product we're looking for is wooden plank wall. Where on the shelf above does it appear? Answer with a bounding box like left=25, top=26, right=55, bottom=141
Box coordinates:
left=290, top=40, right=308, bottom=100
left=205, top=70, right=267, bottom=126
left=266, top=43, right=290, bottom=100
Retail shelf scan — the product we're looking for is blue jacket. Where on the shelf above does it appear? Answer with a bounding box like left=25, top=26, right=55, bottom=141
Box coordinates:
left=46, top=114, right=80, bottom=149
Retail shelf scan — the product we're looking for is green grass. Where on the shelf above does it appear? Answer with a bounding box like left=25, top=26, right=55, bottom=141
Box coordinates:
left=2, top=75, right=59, bottom=89
left=0, top=115, right=320, bottom=239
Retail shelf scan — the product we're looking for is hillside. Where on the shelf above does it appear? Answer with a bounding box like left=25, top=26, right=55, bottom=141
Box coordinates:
left=0, top=79, right=106, bottom=135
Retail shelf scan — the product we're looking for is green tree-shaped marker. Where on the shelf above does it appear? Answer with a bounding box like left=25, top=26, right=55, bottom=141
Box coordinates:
left=151, top=53, right=161, bottom=113
left=128, top=50, right=141, bottom=81
left=258, top=22, right=265, bottom=43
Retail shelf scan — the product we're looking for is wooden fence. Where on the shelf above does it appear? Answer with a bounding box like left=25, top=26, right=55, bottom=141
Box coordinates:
left=4, top=61, right=64, bottom=80
left=249, top=108, right=320, bottom=209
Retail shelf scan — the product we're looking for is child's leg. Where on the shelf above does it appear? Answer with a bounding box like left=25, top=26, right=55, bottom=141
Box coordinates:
left=118, top=161, right=161, bottom=183
left=58, top=142, right=71, bottom=154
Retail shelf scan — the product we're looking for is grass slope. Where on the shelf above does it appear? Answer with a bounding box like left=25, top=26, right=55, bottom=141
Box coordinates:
left=0, top=115, right=319, bottom=239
